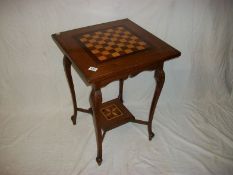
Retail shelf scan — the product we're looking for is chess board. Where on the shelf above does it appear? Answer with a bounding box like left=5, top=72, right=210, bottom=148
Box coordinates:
left=77, top=26, right=150, bottom=62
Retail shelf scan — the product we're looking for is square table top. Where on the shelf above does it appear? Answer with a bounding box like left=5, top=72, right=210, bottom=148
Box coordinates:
left=52, top=19, right=181, bottom=84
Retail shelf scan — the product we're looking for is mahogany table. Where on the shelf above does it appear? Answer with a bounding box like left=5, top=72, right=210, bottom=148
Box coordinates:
left=52, top=19, right=181, bottom=165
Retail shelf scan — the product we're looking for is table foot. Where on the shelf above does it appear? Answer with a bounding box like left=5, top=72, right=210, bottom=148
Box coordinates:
left=149, top=132, right=155, bottom=141
left=71, top=113, right=77, bottom=125
left=96, top=157, right=103, bottom=166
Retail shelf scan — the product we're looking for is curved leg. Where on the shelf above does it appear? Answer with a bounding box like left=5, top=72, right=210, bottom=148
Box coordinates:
left=118, top=79, right=124, bottom=103
left=90, top=87, right=103, bottom=165
left=63, top=56, right=77, bottom=125
left=148, top=64, right=165, bottom=140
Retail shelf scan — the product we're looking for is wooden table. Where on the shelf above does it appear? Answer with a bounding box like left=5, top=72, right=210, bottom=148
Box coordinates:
left=52, top=19, right=181, bottom=165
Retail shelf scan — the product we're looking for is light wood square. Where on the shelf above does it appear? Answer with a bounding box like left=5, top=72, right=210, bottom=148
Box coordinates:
left=112, top=52, right=120, bottom=57
left=98, top=55, right=107, bottom=60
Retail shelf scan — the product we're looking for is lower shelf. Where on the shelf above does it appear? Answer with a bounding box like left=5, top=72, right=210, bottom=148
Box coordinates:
left=98, top=98, right=135, bottom=131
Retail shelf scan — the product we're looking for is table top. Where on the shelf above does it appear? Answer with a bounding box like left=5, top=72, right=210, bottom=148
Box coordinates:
left=52, top=19, right=181, bottom=85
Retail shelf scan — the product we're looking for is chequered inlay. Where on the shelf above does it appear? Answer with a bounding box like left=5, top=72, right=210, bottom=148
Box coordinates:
left=100, top=104, right=123, bottom=120
left=79, top=26, right=149, bottom=61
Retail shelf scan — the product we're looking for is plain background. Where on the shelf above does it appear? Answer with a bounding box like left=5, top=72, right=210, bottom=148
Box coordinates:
left=0, top=0, right=233, bottom=174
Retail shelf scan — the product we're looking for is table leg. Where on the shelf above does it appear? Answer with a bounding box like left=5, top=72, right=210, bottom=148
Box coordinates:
left=90, top=87, right=103, bottom=165
left=148, top=64, right=165, bottom=140
left=118, top=79, right=124, bottom=103
left=63, top=56, right=78, bottom=125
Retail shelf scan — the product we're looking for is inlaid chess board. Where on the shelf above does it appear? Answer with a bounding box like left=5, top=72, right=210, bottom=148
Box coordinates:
left=77, top=26, right=150, bottom=62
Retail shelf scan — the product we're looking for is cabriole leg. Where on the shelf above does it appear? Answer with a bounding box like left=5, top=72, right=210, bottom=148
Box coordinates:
left=90, top=87, right=103, bottom=165
left=148, top=64, right=165, bottom=140
left=63, top=56, right=78, bottom=125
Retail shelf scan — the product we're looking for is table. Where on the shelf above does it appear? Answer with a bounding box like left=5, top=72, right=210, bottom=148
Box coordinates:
left=52, top=19, right=181, bottom=165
